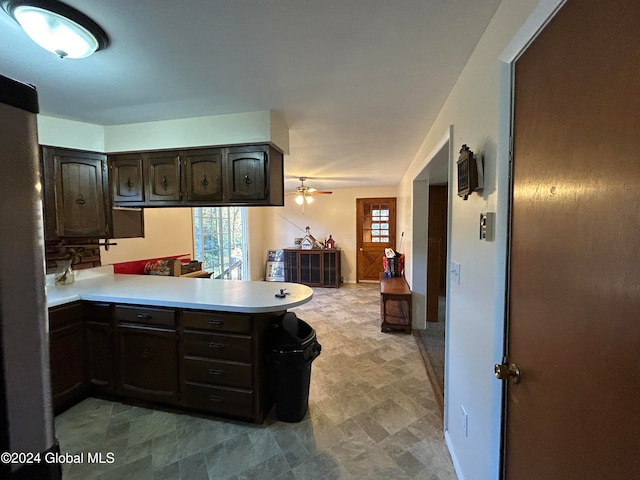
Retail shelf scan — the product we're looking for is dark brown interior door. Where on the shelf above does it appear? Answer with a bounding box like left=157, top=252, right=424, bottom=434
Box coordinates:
left=427, top=185, right=447, bottom=322
left=505, top=1, right=640, bottom=478
left=356, top=198, right=396, bottom=282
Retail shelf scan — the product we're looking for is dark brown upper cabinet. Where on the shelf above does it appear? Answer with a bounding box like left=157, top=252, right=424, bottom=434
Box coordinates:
left=147, top=152, right=182, bottom=204
left=42, top=146, right=108, bottom=238
left=41, top=146, right=144, bottom=240
left=110, top=154, right=144, bottom=203
left=108, top=144, right=283, bottom=207
left=184, top=148, right=223, bottom=202
left=227, top=146, right=268, bottom=201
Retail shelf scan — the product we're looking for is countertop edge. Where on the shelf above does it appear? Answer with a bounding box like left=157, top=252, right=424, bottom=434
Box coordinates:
left=45, top=275, right=314, bottom=313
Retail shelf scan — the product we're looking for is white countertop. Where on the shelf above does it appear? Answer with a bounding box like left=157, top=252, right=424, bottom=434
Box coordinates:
left=46, top=268, right=313, bottom=313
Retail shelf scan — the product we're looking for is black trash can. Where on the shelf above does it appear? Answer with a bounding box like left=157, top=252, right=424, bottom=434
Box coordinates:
left=270, top=312, right=322, bottom=422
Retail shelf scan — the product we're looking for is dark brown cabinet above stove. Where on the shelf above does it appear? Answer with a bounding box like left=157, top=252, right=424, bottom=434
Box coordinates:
left=108, top=144, right=283, bottom=208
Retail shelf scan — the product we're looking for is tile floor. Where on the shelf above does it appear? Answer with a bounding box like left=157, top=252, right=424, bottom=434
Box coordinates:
left=54, top=283, right=456, bottom=479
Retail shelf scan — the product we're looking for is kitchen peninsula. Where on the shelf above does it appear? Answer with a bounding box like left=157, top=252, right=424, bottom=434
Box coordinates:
left=46, top=268, right=313, bottom=424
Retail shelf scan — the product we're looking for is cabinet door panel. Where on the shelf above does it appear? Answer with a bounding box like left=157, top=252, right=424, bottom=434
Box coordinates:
left=299, top=252, right=322, bottom=286
left=85, top=302, right=113, bottom=391
left=117, top=325, right=178, bottom=402
left=55, top=155, right=106, bottom=237
left=86, top=322, right=113, bottom=391
left=185, top=149, right=223, bottom=202
left=49, top=304, right=87, bottom=412
left=227, top=148, right=267, bottom=201
left=322, top=251, right=340, bottom=287
left=110, top=156, right=144, bottom=203
left=147, top=153, right=181, bottom=203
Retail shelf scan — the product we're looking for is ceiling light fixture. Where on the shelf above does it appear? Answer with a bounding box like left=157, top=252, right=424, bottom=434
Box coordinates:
left=295, top=193, right=313, bottom=205
left=2, top=0, right=109, bottom=58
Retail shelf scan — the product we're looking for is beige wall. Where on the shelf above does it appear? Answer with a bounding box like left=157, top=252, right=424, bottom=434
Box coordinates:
left=260, top=185, right=398, bottom=284
left=100, top=208, right=194, bottom=265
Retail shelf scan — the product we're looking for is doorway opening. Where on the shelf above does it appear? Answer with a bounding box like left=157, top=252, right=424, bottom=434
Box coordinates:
left=411, top=131, right=451, bottom=415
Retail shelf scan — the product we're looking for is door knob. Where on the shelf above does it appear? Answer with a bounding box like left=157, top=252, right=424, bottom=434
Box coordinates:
left=494, top=362, right=521, bottom=384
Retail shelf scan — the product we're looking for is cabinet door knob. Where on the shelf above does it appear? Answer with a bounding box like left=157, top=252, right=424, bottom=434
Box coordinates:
left=161, top=176, right=169, bottom=191
left=75, top=194, right=85, bottom=205
left=142, top=347, right=150, bottom=359
left=200, top=175, right=209, bottom=189
left=243, top=174, right=253, bottom=186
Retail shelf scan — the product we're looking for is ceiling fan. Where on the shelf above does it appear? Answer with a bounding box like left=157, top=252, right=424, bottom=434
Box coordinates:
left=287, top=177, right=333, bottom=208
left=288, top=177, right=332, bottom=205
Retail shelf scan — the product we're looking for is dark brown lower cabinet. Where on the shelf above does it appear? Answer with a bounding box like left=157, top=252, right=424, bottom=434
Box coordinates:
left=48, top=301, right=277, bottom=423
left=49, top=303, right=87, bottom=413
left=179, top=309, right=277, bottom=423
left=85, top=302, right=113, bottom=393
left=116, top=324, right=178, bottom=404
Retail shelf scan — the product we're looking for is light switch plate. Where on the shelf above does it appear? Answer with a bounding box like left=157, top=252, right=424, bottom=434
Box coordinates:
left=480, top=212, right=495, bottom=241
left=451, top=261, right=461, bottom=285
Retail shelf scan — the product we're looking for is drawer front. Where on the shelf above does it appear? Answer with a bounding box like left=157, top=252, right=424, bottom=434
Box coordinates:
left=182, top=311, right=250, bottom=334
left=182, top=332, right=252, bottom=362
left=84, top=302, right=111, bottom=323
left=49, top=302, right=85, bottom=330
left=115, top=305, right=175, bottom=327
left=183, top=382, right=253, bottom=418
left=183, top=357, right=252, bottom=389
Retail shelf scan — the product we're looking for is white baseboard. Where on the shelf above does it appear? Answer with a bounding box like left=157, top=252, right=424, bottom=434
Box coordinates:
left=445, top=429, right=465, bottom=480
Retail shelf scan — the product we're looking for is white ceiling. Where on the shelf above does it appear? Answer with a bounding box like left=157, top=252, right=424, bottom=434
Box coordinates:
left=0, top=0, right=501, bottom=192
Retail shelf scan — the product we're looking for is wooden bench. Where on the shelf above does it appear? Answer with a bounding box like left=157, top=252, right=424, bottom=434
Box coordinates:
left=380, top=274, right=412, bottom=333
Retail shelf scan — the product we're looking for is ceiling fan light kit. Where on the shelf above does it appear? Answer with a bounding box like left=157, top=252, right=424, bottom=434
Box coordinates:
left=2, top=0, right=109, bottom=58
left=290, top=177, right=332, bottom=208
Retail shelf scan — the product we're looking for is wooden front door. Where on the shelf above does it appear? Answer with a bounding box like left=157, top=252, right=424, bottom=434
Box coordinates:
left=504, top=1, right=640, bottom=478
left=356, top=198, right=396, bottom=282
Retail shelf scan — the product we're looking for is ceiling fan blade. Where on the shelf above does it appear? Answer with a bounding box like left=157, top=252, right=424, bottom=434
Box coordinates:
left=306, top=190, right=332, bottom=195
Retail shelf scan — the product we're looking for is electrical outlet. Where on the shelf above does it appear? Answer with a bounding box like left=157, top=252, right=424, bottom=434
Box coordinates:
left=461, top=405, right=469, bottom=437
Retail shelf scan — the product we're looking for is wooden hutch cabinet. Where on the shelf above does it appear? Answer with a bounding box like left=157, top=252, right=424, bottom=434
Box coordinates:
left=283, top=249, right=341, bottom=288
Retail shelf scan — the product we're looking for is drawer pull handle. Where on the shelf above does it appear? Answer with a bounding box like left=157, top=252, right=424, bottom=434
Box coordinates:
left=209, top=395, right=223, bottom=402
left=207, top=319, right=224, bottom=326
left=209, top=369, right=224, bottom=376
left=208, top=343, right=224, bottom=349
left=136, top=313, right=152, bottom=319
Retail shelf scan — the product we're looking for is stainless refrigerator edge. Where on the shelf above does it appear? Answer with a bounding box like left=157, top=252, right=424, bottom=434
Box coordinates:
left=0, top=74, right=60, bottom=479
